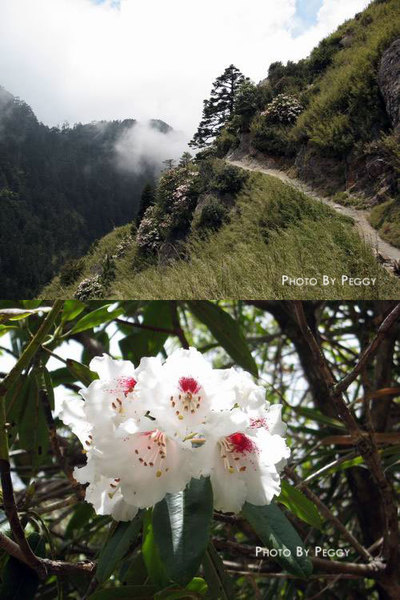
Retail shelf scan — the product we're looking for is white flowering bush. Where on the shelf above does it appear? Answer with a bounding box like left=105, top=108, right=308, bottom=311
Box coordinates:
left=74, top=275, right=104, bottom=300
left=261, top=94, right=303, bottom=125
left=61, top=348, right=289, bottom=519
left=136, top=205, right=163, bottom=254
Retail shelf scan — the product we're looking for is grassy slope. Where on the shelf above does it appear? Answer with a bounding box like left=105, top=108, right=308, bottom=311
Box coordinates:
left=293, top=0, right=400, bottom=150
left=42, top=172, right=400, bottom=300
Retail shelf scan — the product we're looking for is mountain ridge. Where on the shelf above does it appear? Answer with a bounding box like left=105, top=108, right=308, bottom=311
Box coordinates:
left=0, top=86, right=173, bottom=297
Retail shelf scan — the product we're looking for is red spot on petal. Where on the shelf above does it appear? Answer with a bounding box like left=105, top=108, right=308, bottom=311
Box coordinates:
left=250, top=417, right=268, bottom=430
left=179, top=377, right=200, bottom=394
left=118, top=376, right=137, bottom=394
left=228, top=433, right=255, bottom=454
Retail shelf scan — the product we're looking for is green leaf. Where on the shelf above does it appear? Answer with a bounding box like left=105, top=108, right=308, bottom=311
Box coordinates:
left=69, top=304, right=124, bottom=334
left=142, top=511, right=170, bottom=590
left=88, top=586, right=157, bottom=600
left=202, top=543, right=233, bottom=600
left=294, top=406, right=344, bottom=430
left=119, top=301, right=173, bottom=365
left=96, top=512, right=143, bottom=583
left=153, top=477, right=213, bottom=586
left=242, top=502, right=313, bottom=578
left=0, top=307, right=51, bottom=324
left=278, top=480, right=323, bottom=530
left=61, top=299, right=86, bottom=323
left=65, top=503, right=95, bottom=539
left=18, top=373, right=49, bottom=469
left=0, top=533, right=46, bottom=600
left=66, top=359, right=99, bottom=387
left=186, top=578, right=208, bottom=595
left=187, top=302, right=258, bottom=377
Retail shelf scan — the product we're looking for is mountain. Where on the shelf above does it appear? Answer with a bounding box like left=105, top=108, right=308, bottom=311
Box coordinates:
left=220, top=0, right=400, bottom=245
left=42, top=0, right=400, bottom=300
left=42, top=158, right=400, bottom=300
left=0, top=87, right=172, bottom=297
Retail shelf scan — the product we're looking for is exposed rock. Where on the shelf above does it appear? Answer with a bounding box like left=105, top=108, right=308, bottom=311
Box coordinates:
left=378, top=38, right=400, bottom=129
left=294, top=146, right=346, bottom=194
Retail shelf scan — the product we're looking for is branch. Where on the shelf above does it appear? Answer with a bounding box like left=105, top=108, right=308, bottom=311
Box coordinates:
left=285, top=466, right=373, bottom=563
left=334, top=303, right=400, bottom=395
left=0, top=302, right=64, bottom=580
left=292, top=301, right=400, bottom=582
left=0, top=301, right=63, bottom=396
left=170, top=301, right=190, bottom=349
left=0, top=532, right=94, bottom=577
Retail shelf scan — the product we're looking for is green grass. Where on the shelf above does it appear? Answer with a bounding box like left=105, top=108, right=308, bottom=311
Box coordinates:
left=369, top=198, right=400, bottom=248
left=293, top=0, right=400, bottom=154
left=41, top=172, right=400, bottom=300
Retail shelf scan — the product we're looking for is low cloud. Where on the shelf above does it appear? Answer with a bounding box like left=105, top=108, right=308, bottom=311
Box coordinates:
left=0, top=0, right=370, bottom=137
left=114, top=121, right=190, bottom=175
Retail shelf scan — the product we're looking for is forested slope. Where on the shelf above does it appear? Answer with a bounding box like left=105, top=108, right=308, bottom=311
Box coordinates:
left=0, top=87, right=169, bottom=297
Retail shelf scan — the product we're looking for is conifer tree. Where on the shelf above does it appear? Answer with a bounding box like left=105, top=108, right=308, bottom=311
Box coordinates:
left=136, top=183, right=155, bottom=225
left=190, top=65, right=248, bottom=149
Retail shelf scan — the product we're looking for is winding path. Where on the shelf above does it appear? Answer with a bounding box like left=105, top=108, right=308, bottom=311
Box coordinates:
left=227, top=156, right=400, bottom=265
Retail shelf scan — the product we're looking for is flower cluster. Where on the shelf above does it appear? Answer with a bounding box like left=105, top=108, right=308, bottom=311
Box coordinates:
left=136, top=206, right=163, bottom=254
left=61, top=348, right=290, bottom=520
left=261, top=94, right=303, bottom=125
left=74, top=275, right=104, bottom=301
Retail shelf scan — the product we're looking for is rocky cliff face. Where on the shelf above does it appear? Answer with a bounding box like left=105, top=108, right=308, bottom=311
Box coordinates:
left=378, top=38, right=400, bottom=129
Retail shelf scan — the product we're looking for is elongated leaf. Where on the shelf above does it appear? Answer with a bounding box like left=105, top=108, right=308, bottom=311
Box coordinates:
left=242, top=502, right=312, bottom=578
left=119, top=301, right=173, bottom=365
left=187, top=302, right=258, bottom=377
left=89, top=587, right=156, bottom=600
left=66, top=359, right=99, bottom=386
left=278, top=480, right=323, bottom=530
left=202, top=543, right=233, bottom=600
left=96, top=512, right=143, bottom=583
left=153, top=477, right=213, bottom=586
left=65, top=503, right=94, bottom=539
left=18, top=373, right=49, bottom=468
left=142, top=511, right=169, bottom=589
left=69, top=304, right=124, bottom=334
left=0, top=307, right=50, bottom=324
left=61, top=299, right=86, bottom=323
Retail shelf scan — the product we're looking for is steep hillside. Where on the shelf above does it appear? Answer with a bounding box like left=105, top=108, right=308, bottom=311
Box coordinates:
left=216, top=0, right=400, bottom=244
left=42, top=166, right=400, bottom=300
left=0, top=87, right=172, bottom=297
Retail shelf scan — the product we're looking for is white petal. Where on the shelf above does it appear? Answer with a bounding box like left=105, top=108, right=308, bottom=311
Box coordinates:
left=60, top=397, right=92, bottom=446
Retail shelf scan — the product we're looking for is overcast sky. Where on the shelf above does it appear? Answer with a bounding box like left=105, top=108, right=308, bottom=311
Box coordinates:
left=0, top=0, right=370, bottom=138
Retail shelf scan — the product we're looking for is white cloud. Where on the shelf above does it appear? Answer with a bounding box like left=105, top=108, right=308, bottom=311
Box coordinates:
left=0, top=0, right=371, bottom=139
left=115, top=122, right=190, bottom=174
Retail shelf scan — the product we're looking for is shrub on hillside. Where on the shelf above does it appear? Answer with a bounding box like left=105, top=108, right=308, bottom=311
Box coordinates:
left=261, top=94, right=303, bottom=126
left=74, top=275, right=104, bottom=300
left=215, top=126, right=240, bottom=157
left=251, top=116, right=297, bottom=156
left=193, top=196, right=229, bottom=234
left=59, top=258, right=84, bottom=287
left=210, top=162, right=248, bottom=195
left=136, top=205, right=164, bottom=254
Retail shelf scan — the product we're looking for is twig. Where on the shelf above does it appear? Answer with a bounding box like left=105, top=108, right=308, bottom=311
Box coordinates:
left=334, top=303, right=400, bottom=395
left=170, top=301, right=190, bottom=349
left=292, top=301, right=400, bottom=586
left=0, top=532, right=95, bottom=576
left=285, top=466, right=373, bottom=562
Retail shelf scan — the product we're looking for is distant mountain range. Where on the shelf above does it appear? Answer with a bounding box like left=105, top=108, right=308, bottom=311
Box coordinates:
left=0, top=86, right=172, bottom=297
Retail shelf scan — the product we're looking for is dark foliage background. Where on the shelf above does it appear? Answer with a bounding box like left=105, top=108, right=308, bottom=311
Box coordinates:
left=0, top=88, right=169, bottom=298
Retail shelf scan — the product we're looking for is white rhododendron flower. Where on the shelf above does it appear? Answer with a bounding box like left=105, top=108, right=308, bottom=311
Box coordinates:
left=61, top=348, right=289, bottom=520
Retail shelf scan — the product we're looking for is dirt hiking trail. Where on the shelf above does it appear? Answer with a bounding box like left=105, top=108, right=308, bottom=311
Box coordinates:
left=227, top=156, right=400, bottom=268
